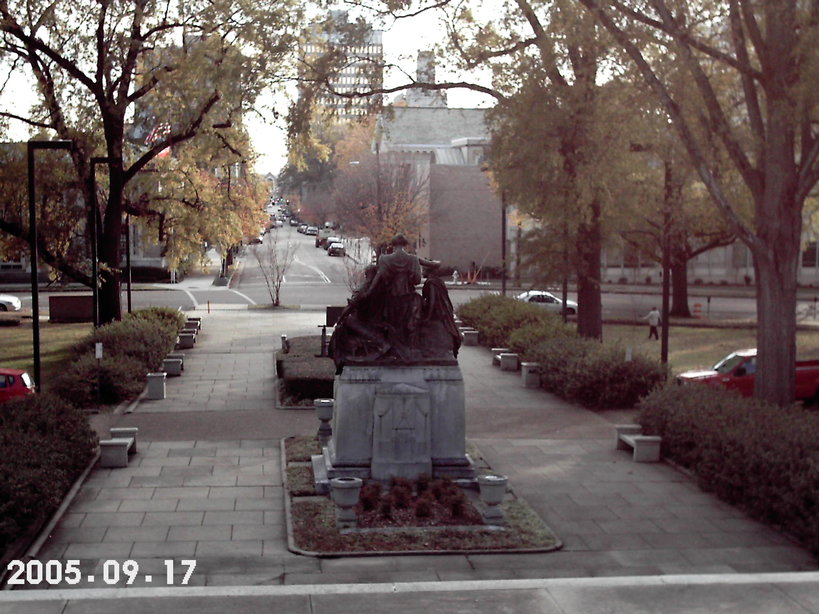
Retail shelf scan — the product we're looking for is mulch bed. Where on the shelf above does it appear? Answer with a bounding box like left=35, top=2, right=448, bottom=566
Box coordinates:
left=283, top=435, right=562, bottom=555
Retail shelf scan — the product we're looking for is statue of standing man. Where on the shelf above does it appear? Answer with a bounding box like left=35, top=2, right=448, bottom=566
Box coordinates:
left=363, top=233, right=423, bottom=348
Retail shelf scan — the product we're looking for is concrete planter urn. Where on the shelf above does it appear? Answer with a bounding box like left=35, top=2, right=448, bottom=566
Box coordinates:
left=330, top=477, right=362, bottom=529
left=477, top=474, right=508, bottom=525
left=314, top=398, right=334, bottom=445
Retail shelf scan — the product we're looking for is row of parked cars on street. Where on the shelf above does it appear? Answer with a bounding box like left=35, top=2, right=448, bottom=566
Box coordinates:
left=294, top=224, right=346, bottom=257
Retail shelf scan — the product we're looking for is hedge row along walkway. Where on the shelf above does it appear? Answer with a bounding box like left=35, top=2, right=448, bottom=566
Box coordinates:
left=4, top=302, right=818, bottom=613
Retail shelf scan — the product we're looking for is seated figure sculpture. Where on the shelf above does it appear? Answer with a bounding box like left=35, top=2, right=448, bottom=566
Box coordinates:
left=329, top=233, right=460, bottom=372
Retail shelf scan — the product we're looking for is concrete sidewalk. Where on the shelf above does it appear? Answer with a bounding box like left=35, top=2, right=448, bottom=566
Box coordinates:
left=2, top=305, right=817, bottom=612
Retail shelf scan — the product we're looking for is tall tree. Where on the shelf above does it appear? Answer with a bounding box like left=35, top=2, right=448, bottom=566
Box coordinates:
left=578, top=0, right=819, bottom=404
left=479, top=1, right=636, bottom=339
left=330, top=117, right=427, bottom=255
left=0, top=0, right=300, bottom=323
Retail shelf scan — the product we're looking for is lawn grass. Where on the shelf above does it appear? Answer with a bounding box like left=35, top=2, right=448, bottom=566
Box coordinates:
left=0, top=320, right=90, bottom=384
left=603, top=323, right=819, bottom=373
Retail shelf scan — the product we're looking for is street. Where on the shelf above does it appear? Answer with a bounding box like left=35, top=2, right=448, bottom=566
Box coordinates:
left=7, top=223, right=813, bottom=323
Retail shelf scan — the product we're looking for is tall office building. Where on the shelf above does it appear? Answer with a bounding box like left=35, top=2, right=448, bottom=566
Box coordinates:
left=300, top=11, right=383, bottom=121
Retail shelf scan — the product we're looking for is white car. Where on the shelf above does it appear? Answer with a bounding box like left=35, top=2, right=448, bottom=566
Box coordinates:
left=515, top=290, right=577, bottom=315
left=0, top=294, right=22, bottom=312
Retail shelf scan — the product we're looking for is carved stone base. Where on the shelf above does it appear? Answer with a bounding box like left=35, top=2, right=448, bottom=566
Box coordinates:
left=313, top=365, right=475, bottom=489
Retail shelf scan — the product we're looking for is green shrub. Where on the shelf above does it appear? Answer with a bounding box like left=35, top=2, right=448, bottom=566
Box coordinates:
left=49, top=354, right=147, bottom=408
left=527, top=337, right=598, bottom=400
left=125, top=306, right=186, bottom=331
left=71, top=317, right=178, bottom=372
left=457, top=295, right=563, bottom=347
left=276, top=336, right=335, bottom=405
left=527, top=337, right=667, bottom=409
left=0, top=394, right=96, bottom=554
left=638, top=383, right=819, bottom=555
left=508, top=321, right=575, bottom=359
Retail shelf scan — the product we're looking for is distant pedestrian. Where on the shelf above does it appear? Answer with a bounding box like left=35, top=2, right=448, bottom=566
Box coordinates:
left=452, top=269, right=460, bottom=285
left=642, top=307, right=661, bottom=340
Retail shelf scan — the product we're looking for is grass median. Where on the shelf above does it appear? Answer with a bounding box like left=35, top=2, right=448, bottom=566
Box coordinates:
left=0, top=320, right=92, bottom=385
left=604, top=323, right=819, bottom=373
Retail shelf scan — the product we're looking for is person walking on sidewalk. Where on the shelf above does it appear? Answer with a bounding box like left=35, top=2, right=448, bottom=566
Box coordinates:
left=642, top=307, right=661, bottom=340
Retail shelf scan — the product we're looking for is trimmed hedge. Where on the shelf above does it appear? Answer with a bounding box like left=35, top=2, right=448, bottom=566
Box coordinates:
left=0, top=394, right=97, bottom=555
left=50, top=307, right=183, bottom=408
left=529, top=337, right=668, bottom=409
left=276, top=336, right=335, bottom=406
left=458, top=294, right=572, bottom=348
left=458, top=295, right=666, bottom=409
left=639, top=383, right=819, bottom=555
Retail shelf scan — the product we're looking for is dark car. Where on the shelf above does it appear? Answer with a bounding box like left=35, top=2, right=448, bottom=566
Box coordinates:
left=0, top=368, right=35, bottom=403
left=327, top=242, right=346, bottom=257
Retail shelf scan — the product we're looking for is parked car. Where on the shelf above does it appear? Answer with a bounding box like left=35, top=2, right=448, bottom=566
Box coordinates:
left=515, top=290, right=577, bottom=315
left=289, top=218, right=299, bottom=226
left=677, top=348, right=819, bottom=401
left=305, top=226, right=319, bottom=236
left=0, top=368, right=35, bottom=403
left=327, top=242, right=346, bottom=257
left=315, top=228, right=334, bottom=247
left=323, top=236, right=341, bottom=250
left=0, top=294, right=22, bottom=312
left=297, top=224, right=308, bottom=233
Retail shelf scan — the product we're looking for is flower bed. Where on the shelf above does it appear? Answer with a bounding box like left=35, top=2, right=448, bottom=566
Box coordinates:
left=283, top=436, right=561, bottom=555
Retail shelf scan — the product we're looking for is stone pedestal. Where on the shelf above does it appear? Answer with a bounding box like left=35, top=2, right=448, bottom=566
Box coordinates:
left=314, top=365, right=474, bottom=487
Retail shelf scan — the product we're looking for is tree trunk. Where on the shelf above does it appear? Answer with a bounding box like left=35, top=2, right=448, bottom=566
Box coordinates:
left=669, top=258, right=691, bottom=317
left=575, top=202, right=603, bottom=339
left=753, top=246, right=798, bottom=405
left=97, top=164, right=124, bottom=324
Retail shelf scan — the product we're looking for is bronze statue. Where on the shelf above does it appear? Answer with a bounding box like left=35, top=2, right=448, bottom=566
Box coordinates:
left=329, top=234, right=460, bottom=372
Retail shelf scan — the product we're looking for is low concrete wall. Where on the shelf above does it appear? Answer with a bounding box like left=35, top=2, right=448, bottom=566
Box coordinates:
left=49, top=295, right=93, bottom=323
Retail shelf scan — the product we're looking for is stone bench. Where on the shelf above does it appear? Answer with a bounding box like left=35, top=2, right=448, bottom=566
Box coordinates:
left=520, top=362, right=541, bottom=388
left=167, top=352, right=185, bottom=371
left=146, top=372, right=166, bottom=399
left=491, top=347, right=510, bottom=366
left=461, top=329, right=478, bottom=346
left=499, top=352, right=520, bottom=371
left=99, top=427, right=139, bottom=468
left=176, top=332, right=196, bottom=350
left=615, top=424, right=662, bottom=462
left=163, top=357, right=183, bottom=376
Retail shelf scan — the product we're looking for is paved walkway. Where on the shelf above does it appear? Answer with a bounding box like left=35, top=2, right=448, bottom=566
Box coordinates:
left=2, top=298, right=818, bottom=612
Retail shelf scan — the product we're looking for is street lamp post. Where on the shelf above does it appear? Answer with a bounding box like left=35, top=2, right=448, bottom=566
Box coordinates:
left=28, top=139, right=73, bottom=392
left=374, top=116, right=384, bottom=256
left=501, top=191, right=507, bottom=296
left=89, top=157, right=119, bottom=327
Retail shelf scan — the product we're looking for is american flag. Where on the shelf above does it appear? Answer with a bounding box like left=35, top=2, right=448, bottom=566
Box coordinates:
left=145, top=122, right=172, bottom=158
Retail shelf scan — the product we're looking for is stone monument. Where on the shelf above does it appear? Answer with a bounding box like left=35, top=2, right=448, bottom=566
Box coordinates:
left=313, top=234, right=473, bottom=489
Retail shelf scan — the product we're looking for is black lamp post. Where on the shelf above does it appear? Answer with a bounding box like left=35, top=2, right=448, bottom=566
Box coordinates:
left=28, top=139, right=73, bottom=392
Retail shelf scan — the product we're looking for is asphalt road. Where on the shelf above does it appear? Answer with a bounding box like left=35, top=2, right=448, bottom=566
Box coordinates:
left=7, top=224, right=812, bottom=322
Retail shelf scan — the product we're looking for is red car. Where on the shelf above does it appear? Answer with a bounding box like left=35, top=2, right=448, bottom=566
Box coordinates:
left=0, top=368, right=35, bottom=403
left=677, top=348, right=819, bottom=401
